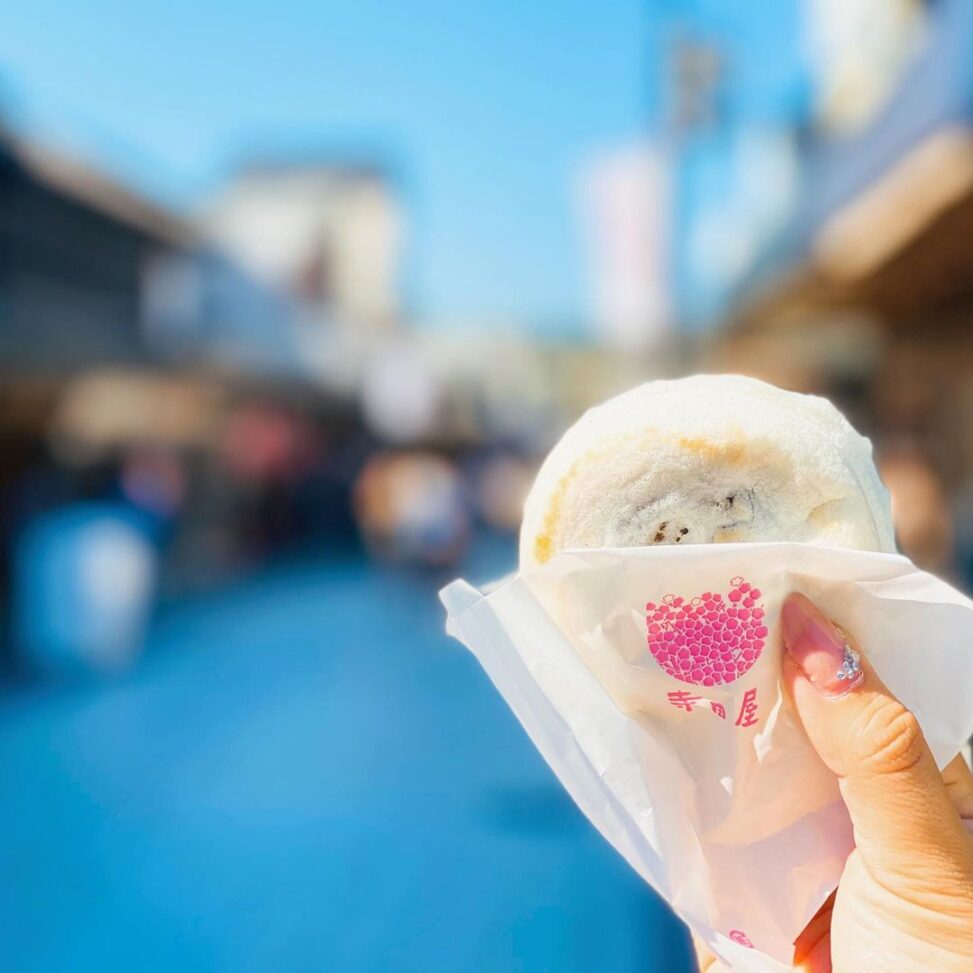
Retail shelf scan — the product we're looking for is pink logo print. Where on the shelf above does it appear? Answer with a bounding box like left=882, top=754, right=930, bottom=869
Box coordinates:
left=645, top=577, right=767, bottom=687
left=729, top=930, right=754, bottom=948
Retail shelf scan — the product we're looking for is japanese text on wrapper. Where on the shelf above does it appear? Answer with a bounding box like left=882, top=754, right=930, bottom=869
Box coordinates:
left=666, top=687, right=758, bottom=728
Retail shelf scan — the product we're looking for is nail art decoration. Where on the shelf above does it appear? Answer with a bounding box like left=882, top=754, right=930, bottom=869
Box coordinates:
left=835, top=642, right=861, bottom=683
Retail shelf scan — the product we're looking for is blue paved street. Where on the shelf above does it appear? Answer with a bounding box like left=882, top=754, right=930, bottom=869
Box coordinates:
left=0, top=539, right=693, bottom=972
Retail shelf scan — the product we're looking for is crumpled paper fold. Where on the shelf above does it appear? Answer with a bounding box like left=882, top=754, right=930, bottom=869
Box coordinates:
left=440, top=542, right=973, bottom=973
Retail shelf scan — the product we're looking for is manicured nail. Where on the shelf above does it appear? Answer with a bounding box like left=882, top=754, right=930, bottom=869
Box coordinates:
left=781, top=593, right=863, bottom=696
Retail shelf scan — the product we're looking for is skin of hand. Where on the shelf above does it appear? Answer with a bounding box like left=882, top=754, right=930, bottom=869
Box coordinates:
left=694, top=592, right=973, bottom=973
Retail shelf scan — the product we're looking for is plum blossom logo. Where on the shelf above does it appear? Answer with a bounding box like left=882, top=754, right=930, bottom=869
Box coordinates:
left=645, top=577, right=768, bottom=687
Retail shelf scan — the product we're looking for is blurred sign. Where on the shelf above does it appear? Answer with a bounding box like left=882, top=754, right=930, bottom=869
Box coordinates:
left=578, top=144, right=672, bottom=348
left=51, top=370, right=219, bottom=457
left=806, top=0, right=925, bottom=133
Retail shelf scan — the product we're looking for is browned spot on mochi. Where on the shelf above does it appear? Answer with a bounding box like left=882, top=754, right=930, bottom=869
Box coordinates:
left=533, top=457, right=585, bottom=564
left=678, top=436, right=747, bottom=465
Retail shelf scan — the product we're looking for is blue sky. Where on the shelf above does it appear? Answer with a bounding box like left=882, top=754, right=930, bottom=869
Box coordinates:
left=0, top=1, right=809, bottom=331
left=1, top=0, right=657, bottom=331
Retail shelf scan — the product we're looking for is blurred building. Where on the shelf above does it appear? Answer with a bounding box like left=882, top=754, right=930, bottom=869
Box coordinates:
left=655, top=0, right=930, bottom=330
left=198, top=161, right=404, bottom=334
left=0, top=124, right=315, bottom=481
left=607, top=0, right=973, bottom=576
left=706, top=0, right=973, bottom=576
left=0, top=125, right=312, bottom=382
left=0, top=129, right=199, bottom=590
left=0, top=130, right=191, bottom=371
left=0, top=126, right=377, bottom=621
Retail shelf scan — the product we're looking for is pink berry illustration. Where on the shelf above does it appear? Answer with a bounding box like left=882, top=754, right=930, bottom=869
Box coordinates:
left=645, top=578, right=767, bottom=686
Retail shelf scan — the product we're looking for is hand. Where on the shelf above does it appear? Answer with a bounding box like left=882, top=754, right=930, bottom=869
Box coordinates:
left=694, top=592, right=973, bottom=972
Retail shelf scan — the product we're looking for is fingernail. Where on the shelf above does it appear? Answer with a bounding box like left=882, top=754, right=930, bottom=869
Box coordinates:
left=781, top=593, right=863, bottom=696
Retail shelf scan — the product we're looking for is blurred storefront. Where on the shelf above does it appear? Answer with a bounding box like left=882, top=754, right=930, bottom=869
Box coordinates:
left=705, top=0, right=973, bottom=579
left=0, top=130, right=186, bottom=602
left=0, top=126, right=380, bottom=669
left=655, top=0, right=931, bottom=329
left=0, top=116, right=667, bottom=660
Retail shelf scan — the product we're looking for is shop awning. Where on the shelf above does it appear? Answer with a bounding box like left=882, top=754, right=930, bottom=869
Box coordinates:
left=739, top=0, right=973, bottom=324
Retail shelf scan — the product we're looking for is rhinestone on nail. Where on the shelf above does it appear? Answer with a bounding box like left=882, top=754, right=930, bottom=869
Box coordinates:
left=835, top=642, right=861, bottom=682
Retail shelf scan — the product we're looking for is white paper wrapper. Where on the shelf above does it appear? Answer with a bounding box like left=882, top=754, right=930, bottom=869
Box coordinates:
left=440, top=542, right=973, bottom=972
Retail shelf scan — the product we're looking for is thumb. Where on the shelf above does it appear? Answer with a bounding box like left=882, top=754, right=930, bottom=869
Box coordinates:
left=781, top=593, right=973, bottom=895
